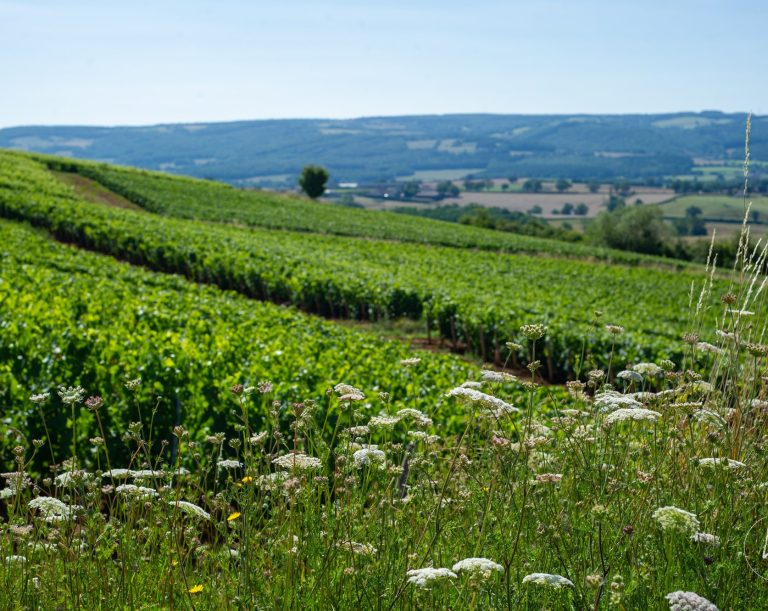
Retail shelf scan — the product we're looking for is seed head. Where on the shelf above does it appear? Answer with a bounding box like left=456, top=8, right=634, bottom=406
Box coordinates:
left=720, top=292, right=737, bottom=305
left=520, top=324, right=547, bottom=341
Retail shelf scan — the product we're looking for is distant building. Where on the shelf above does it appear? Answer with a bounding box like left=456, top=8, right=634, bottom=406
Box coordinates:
left=338, top=182, right=358, bottom=189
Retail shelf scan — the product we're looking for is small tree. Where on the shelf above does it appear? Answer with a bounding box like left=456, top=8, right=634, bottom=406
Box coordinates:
left=555, top=178, right=572, bottom=193
left=299, top=165, right=329, bottom=199
left=574, top=203, right=589, bottom=216
left=587, top=180, right=601, bottom=193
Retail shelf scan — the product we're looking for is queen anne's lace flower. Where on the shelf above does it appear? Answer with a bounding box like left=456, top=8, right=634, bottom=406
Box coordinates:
left=652, top=506, right=700, bottom=535
left=406, top=567, right=457, bottom=588
left=617, top=370, right=643, bottom=384
left=665, top=590, right=718, bottom=611
left=169, top=500, right=211, bottom=520
left=480, top=370, right=517, bottom=384
left=603, top=408, right=661, bottom=427
left=353, top=447, right=386, bottom=468
left=334, top=383, right=365, bottom=402
left=632, top=362, right=664, bottom=376
left=28, top=496, right=79, bottom=520
left=116, top=484, right=159, bottom=499
left=691, top=532, right=720, bottom=546
left=594, top=390, right=643, bottom=412
left=447, top=387, right=518, bottom=416
left=217, top=460, right=242, bottom=470
left=368, top=415, right=400, bottom=428
left=522, top=573, right=574, bottom=588
left=336, top=541, right=377, bottom=555
left=396, top=408, right=432, bottom=426
left=452, top=557, right=504, bottom=579
left=696, top=457, right=745, bottom=469
left=272, top=453, right=322, bottom=470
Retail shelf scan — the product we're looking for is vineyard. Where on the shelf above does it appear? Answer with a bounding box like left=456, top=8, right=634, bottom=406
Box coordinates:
left=35, top=152, right=678, bottom=265
left=0, top=152, right=726, bottom=381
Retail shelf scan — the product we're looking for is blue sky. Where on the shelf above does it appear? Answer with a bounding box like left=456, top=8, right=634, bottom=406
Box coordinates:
left=0, top=0, right=765, bottom=127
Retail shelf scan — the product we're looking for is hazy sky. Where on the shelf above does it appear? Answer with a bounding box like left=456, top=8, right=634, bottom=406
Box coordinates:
left=1, top=0, right=765, bottom=127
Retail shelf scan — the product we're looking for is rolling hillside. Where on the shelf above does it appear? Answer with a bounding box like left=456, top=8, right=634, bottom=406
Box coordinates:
left=1, top=111, right=762, bottom=185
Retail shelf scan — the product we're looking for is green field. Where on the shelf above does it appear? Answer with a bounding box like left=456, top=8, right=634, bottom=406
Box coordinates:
left=2, top=149, right=768, bottom=609
left=0, top=152, right=724, bottom=382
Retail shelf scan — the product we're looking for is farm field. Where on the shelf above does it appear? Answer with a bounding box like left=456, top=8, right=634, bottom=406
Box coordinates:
left=33, top=152, right=662, bottom=262
left=658, top=194, right=768, bottom=220
left=3, top=149, right=768, bottom=609
left=0, top=151, right=720, bottom=382
left=358, top=186, right=675, bottom=219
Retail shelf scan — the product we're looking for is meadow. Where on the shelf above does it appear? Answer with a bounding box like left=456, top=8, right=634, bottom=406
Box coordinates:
left=1, top=149, right=768, bottom=609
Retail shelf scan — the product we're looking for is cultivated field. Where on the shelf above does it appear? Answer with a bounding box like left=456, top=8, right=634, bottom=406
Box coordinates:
left=1, top=150, right=766, bottom=609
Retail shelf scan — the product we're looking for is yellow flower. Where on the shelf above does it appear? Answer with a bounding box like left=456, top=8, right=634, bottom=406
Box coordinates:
left=227, top=511, right=241, bottom=522
left=171, top=559, right=178, bottom=567
left=188, top=584, right=203, bottom=594
left=241, top=476, right=254, bottom=484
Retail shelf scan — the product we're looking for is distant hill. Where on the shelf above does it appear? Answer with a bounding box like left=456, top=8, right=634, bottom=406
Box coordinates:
left=0, top=112, right=763, bottom=185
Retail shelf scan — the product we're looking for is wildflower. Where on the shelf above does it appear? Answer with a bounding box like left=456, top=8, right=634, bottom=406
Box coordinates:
left=603, top=408, right=661, bottom=427
left=116, top=484, right=158, bottom=499
left=595, top=390, right=643, bottom=412
left=605, top=325, right=624, bottom=335
left=747, top=342, right=768, bottom=357
left=587, top=369, right=605, bottom=386
left=506, top=341, right=523, bottom=351
left=54, top=470, right=92, bottom=486
left=720, top=292, right=737, bottom=305
left=452, top=557, right=504, bottom=579
left=682, top=332, right=700, bottom=345
left=617, top=370, right=643, bottom=384
left=406, top=567, right=457, bottom=589
left=520, top=324, right=547, bottom=340
left=227, top=512, right=241, bottom=522
left=400, top=357, right=421, bottom=366
left=691, top=532, right=720, bottom=546
left=28, top=496, right=79, bottom=520
left=337, top=541, right=377, bottom=555
left=169, top=500, right=211, bottom=520
left=633, top=362, right=663, bottom=377
left=230, top=384, right=244, bottom=396
left=652, top=506, right=700, bottom=535
left=665, top=591, right=718, bottom=611
left=396, top=408, right=433, bottom=426
left=188, top=584, right=204, bottom=594
left=353, top=447, right=386, bottom=468
left=696, top=342, right=724, bottom=355
left=368, top=415, right=400, bottom=428
left=272, top=453, right=322, bottom=471
left=566, top=380, right=587, bottom=400
left=461, top=381, right=483, bottom=389
left=4, top=555, right=26, bottom=563
left=124, top=377, right=142, bottom=390
left=522, top=573, right=574, bottom=589
left=29, top=392, right=50, bottom=404
left=241, top=476, right=254, bottom=484
left=217, top=460, right=242, bottom=470
left=250, top=431, right=268, bottom=445
left=84, top=395, right=103, bottom=410
left=696, top=457, right=745, bottom=469
left=446, top=387, right=519, bottom=416
left=57, top=385, right=86, bottom=405
left=345, top=425, right=370, bottom=436
left=104, top=468, right=134, bottom=479
left=334, top=383, right=365, bottom=402
left=480, top=370, right=517, bottom=384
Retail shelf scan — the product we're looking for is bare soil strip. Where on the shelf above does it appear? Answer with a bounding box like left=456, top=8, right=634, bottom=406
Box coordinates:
left=51, top=171, right=145, bottom=211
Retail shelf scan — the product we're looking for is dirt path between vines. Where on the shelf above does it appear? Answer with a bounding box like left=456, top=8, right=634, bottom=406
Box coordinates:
left=51, top=171, right=145, bottom=211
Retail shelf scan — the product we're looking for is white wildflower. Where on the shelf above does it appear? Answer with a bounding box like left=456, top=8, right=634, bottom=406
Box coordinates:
left=250, top=431, right=268, bottom=445
left=116, top=484, right=159, bottom=499
left=57, top=385, right=86, bottom=405
left=480, top=370, right=517, bottom=384
left=452, top=557, right=504, bottom=579
left=750, top=399, right=768, bottom=410
left=406, top=567, right=457, bottom=589
left=28, top=496, right=78, bottom=520
left=0, top=488, right=14, bottom=500
left=4, top=555, right=26, bottom=563
left=29, top=393, right=50, bottom=404
left=533, top=473, right=563, bottom=484
left=217, top=460, right=243, bottom=470
left=594, top=390, right=642, bottom=412
left=346, top=426, right=370, bottom=436
left=353, top=447, right=386, bottom=468
left=696, top=342, right=724, bottom=355
left=460, top=381, right=483, bottom=389
left=691, top=532, right=720, bottom=546
left=603, top=408, right=661, bottom=427
left=522, top=573, right=574, bottom=589
left=447, top=387, right=518, bottom=416
left=131, top=469, right=165, bottom=480
left=652, top=506, right=700, bottom=535
left=396, top=408, right=432, bottom=427
left=617, top=370, right=643, bottom=384
left=104, top=469, right=134, bottom=479
left=632, top=362, right=663, bottom=377
left=696, top=457, right=745, bottom=469
left=169, top=500, right=211, bottom=520
left=272, top=453, right=323, bottom=470
left=256, top=472, right=289, bottom=490
left=54, top=470, right=92, bottom=486
left=337, top=541, right=377, bottom=555
left=334, top=383, right=365, bottom=402
left=368, top=415, right=400, bottom=428
left=665, top=590, right=718, bottom=611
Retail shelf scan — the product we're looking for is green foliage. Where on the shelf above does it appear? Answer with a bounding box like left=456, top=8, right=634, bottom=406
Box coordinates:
left=575, top=203, right=589, bottom=215
left=0, top=153, right=718, bottom=384
left=298, top=165, right=329, bottom=199
left=588, top=206, right=675, bottom=256
left=522, top=178, right=543, bottom=193
left=555, top=178, right=571, bottom=192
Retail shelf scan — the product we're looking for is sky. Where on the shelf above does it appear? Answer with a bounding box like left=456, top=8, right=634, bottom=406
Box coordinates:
left=0, top=0, right=766, bottom=128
